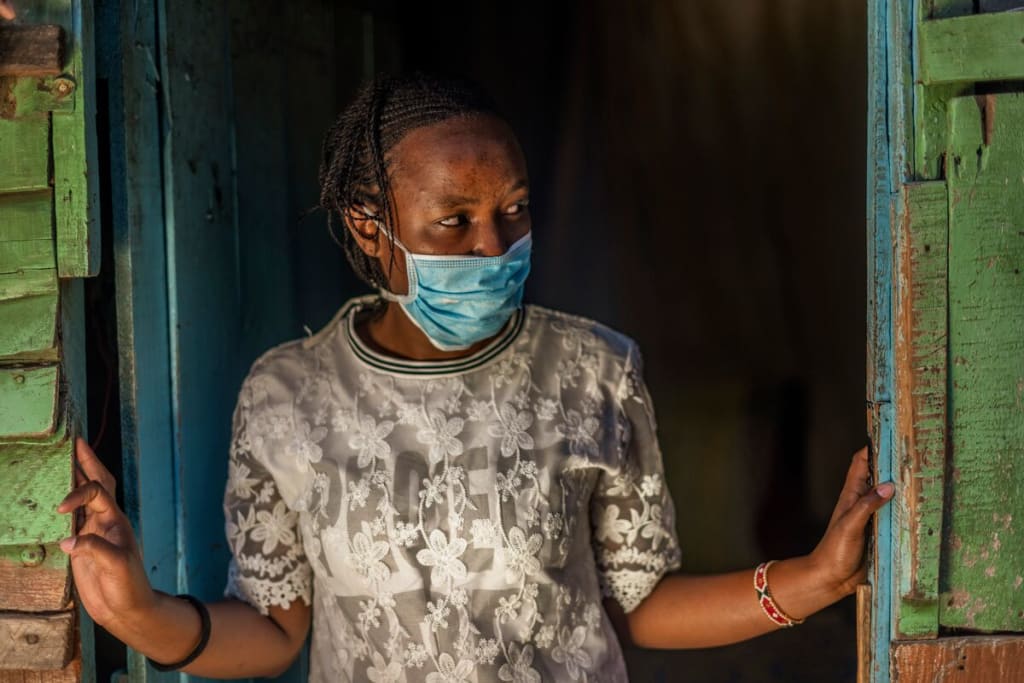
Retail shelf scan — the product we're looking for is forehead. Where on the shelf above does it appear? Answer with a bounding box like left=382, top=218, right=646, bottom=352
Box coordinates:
left=387, top=115, right=527, bottom=202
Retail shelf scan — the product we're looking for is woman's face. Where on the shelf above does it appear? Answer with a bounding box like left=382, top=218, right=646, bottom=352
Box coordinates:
left=351, top=114, right=531, bottom=296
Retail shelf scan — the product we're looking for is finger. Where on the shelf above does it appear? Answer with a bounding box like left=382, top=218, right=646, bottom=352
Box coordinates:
left=57, top=480, right=119, bottom=519
left=0, top=2, right=15, bottom=21
left=827, top=448, right=875, bottom=528
left=835, top=481, right=895, bottom=536
left=75, top=437, right=117, bottom=495
left=60, top=532, right=128, bottom=564
left=843, top=447, right=872, bottom=494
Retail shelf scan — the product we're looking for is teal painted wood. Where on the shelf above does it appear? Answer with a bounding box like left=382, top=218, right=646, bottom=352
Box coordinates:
left=867, top=0, right=910, bottom=679
left=158, top=4, right=311, bottom=683
left=157, top=0, right=239, bottom=614
left=94, top=1, right=180, bottom=681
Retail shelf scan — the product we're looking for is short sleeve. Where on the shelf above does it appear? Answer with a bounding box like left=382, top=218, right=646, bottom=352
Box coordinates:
left=591, top=343, right=681, bottom=613
left=223, top=373, right=312, bottom=615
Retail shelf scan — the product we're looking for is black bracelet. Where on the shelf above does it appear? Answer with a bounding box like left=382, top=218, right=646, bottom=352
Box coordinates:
left=146, top=594, right=211, bottom=672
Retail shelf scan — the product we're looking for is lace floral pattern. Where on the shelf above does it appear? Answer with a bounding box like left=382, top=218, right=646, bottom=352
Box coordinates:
left=222, top=297, right=681, bottom=682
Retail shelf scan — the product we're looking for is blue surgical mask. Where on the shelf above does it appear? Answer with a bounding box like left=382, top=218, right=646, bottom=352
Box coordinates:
left=378, top=229, right=532, bottom=351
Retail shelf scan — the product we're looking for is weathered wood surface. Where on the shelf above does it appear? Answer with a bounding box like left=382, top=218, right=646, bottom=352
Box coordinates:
left=161, top=0, right=240, bottom=601
left=866, top=0, right=897, bottom=679
left=893, top=181, right=948, bottom=639
left=0, top=542, right=69, bottom=611
left=0, top=610, right=73, bottom=670
left=0, top=118, right=49, bottom=192
left=941, top=93, right=1024, bottom=632
left=52, top=0, right=100, bottom=278
left=0, top=76, right=77, bottom=120
left=919, top=11, right=1024, bottom=85
left=892, top=636, right=1024, bottom=681
left=0, top=428, right=72, bottom=548
left=0, top=26, right=64, bottom=78
left=857, top=583, right=872, bottom=683
left=0, top=367, right=58, bottom=439
left=0, top=271, right=58, bottom=362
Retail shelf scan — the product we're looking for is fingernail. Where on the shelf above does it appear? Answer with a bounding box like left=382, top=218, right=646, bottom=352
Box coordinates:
left=59, top=537, right=76, bottom=553
left=876, top=482, right=895, bottom=498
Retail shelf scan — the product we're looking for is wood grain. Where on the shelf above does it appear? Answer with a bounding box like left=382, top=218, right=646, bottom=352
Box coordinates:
left=857, top=584, right=872, bottom=683
left=919, top=11, right=1024, bottom=85
left=0, top=118, right=49, bottom=193
left=0, top=26, right=64, bottom=78
left=0, top=610, right=73, bottom=670
left=52, top=0, right=100, bottom=278
left=0, top=427, right=73, bottom=548
left=893, top=181, right=948, bottom=639
left=893, top=636, right=1024, bottom=681
left=0, top=367, right=59, bottom=439
left=942, top=93, right=1024, bottom=632
left=0, top=543, right=69, bottom=611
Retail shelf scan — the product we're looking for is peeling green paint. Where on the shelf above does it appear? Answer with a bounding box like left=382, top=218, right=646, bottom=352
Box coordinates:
left=940, top=93, right=1024, bottom=633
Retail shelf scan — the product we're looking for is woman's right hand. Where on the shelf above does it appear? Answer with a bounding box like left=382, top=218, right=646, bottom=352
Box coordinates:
left=58, top=437, right=157, bottom=629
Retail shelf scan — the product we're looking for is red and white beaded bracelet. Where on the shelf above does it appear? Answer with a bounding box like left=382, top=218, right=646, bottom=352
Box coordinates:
left=754, top=561, right=805, bottom=627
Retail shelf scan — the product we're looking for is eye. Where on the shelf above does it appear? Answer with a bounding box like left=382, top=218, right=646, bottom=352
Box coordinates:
left=438, top=214, right=469, bottom=227
left=504, top=199, right=530, bottom=216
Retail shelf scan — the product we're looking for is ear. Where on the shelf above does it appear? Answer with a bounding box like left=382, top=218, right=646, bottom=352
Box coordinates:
left=343, top=205, right=383, bottom=258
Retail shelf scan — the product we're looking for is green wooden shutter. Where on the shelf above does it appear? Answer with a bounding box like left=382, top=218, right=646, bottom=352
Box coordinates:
left=868, top=0, right=1024, bottom=680
left=0, top=1, right=99, bottom=680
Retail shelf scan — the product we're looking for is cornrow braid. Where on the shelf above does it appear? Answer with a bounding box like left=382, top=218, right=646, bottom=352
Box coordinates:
left=318, top=73, right=503, bottom=290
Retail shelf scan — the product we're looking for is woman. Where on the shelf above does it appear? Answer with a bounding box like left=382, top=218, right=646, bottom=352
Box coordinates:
left=60, top=74, right=893, bottom=682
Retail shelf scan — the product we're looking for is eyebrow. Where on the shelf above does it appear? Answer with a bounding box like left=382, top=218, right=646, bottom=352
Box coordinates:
left=430, top=179, right=529, bottom=210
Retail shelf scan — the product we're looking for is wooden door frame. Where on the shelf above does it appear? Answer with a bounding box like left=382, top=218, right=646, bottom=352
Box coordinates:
left=865, top=1, right=1024, bottom=681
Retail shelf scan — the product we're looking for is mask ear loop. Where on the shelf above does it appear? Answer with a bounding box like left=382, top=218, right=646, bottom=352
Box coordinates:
left=359, top=207, right=417, bottom=304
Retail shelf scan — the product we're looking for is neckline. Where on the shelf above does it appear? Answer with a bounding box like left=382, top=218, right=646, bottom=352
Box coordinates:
left=343, top=297, right=525, bottom=377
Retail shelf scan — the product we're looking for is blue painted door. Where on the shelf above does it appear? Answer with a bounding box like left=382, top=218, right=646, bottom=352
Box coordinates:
left=97, top=2, right=382, bottom=682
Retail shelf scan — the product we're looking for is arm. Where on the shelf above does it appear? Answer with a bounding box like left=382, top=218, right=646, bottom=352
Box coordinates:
left=59, top=438, right=310, bottom=678
left=616, top=447, right=893, bottom=649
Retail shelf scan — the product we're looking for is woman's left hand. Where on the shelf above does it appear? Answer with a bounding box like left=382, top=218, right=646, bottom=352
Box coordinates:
left=808, top=446, right=894, bottom=597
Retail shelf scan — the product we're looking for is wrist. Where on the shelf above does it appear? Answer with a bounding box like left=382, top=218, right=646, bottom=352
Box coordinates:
left=803, top=551, right=855, bottom=601
left=102, top=587, right=163, bottom=637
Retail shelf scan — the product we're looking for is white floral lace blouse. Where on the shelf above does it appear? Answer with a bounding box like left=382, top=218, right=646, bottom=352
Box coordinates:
left=223, top=296, right=681, bottom=683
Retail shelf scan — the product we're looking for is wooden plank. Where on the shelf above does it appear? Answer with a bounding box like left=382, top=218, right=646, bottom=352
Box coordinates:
left=892, top=636, right=1024, bottom=681
left=857, top=583, right=872, bottom=683
left=0, top=241, right=55, bottom=275
left=0, top=426, right=72, bottom=547
left=53, top=0, right=100, bottom=278
left=159, top=0, right=240, bottom=601
left=867, top=0, right=897, bottom=680
left=941, top=94, right=1024, bottom=632
left=0, top=261, right=58, bottom=362
left=0, top=119, right=49, bottom=192
left=0, top=76, right=77, bottom=120
left=0, top=25, right=64, bottom=78
left=0, top=610, right=73, bottom=670
left=919, top=11, right=1024, bottom=85
left=101, top=0, right=180, bottom=679
left=0, top=366, right=59, bottom=439
left=0, top=542, right=69, bottom=611
left=893, top=181, right=948, bottom=639
left=0, top=268, right=57, bottom=300
left=0, top=292, right=59, bottom=362
left=0, top=191, right=52, bottom=242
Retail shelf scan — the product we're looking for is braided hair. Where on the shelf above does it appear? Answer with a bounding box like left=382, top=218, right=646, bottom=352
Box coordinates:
left=318, top=73, right=503, bottom=290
